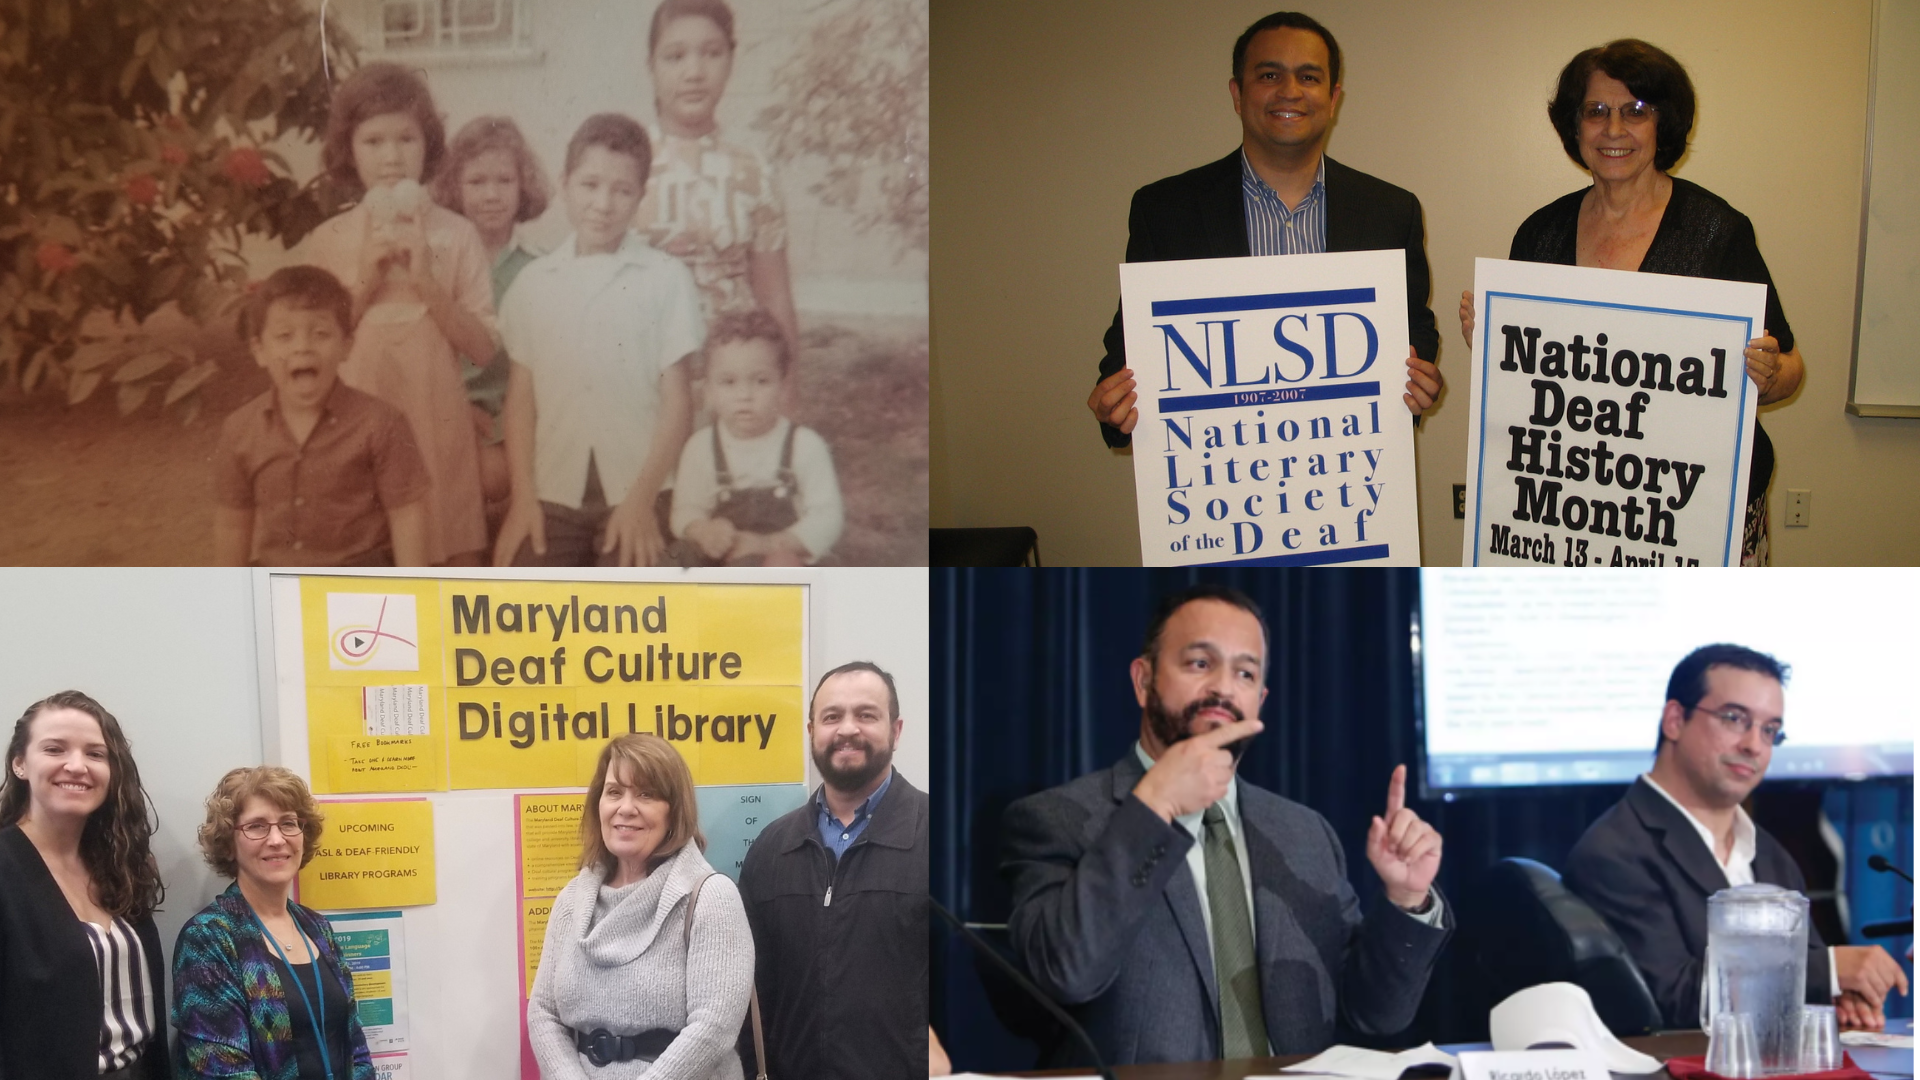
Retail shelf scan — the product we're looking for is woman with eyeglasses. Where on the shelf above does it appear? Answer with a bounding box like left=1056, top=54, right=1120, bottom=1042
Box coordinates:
left=172, top=767, right=375, bottom=1079
left=1460, top=39, right=1804, bottom=564
left=0, top=692, right=168, bottom=1080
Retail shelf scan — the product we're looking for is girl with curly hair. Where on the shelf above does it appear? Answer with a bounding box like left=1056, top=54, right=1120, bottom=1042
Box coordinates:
left=432, top=114, right=556, bottom=511
left=298, top=61, right=498, bottom=566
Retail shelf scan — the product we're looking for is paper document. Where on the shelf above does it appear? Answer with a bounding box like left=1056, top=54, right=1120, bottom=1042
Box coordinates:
left=1266, top=1041, right=1460, bottom=1080
left=1841, top=1031, right=1913, bottom=1048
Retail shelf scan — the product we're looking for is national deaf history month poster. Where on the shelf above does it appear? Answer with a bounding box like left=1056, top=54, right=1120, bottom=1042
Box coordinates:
left=1120, top=250, right=1420, bottom=567
left=1463, top=259, right=1764, bottom=567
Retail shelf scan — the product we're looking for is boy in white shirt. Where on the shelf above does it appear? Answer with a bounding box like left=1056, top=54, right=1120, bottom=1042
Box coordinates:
left=670, top=310, right=843, bottom=565
left=494, top=113, right=704, bottom=566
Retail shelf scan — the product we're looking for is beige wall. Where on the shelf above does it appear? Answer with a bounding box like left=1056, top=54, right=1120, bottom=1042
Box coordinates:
left=931, top=0, right=1920, bottom=565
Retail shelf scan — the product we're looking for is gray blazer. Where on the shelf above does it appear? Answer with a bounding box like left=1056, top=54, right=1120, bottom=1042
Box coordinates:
left=1001, top=751, right=1450, bottom=1065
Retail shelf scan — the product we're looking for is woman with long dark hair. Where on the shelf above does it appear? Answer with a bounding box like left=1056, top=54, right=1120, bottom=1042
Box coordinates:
left=0, top=691, right=168, bottom=1080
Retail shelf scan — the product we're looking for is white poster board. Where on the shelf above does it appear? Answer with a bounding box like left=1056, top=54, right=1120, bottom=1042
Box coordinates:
left=1463, top=258, right=1764, bottom=567
left=1120, top=250, right=1420, bottom=567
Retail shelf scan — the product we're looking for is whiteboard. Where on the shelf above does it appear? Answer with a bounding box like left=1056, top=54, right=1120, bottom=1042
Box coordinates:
left=1848, top=0, right=1920, bottom=417
left=256, top=567, right=929, bottom=1080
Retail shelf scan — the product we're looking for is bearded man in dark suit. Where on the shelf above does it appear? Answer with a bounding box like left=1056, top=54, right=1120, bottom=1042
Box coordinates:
left=1087, top=11, right=1443, bottom=444
left=1000, top=584, right=1450, bottom=1066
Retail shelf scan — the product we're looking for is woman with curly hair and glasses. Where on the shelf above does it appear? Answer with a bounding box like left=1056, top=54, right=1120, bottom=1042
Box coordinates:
left=1459, top=39, right=1805, bottom=563
left=171, top=767, right=374, bottom=1080
left=0, top=691, right=168, bottom=1080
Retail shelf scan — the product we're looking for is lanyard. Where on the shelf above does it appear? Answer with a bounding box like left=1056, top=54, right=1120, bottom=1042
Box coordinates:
left=249, top=903, right=337, bottom=1080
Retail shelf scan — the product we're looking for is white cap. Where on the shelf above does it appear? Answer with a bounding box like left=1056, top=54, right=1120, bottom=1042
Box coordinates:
left=1490, top=982, right=1664, bottom=1074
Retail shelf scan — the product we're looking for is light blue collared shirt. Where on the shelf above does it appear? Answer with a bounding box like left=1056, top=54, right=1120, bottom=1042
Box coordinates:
left=816, top=769, right=893, bottom=860
left=1240, top=152, right=1327, bottom=256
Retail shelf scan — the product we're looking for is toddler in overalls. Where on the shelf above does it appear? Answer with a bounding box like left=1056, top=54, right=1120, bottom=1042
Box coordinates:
left=670, top=310, right=842, bottom=565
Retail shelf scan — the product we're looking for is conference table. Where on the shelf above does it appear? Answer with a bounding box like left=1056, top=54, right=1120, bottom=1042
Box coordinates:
left=1011, top=1019, right=1915, bottom=1080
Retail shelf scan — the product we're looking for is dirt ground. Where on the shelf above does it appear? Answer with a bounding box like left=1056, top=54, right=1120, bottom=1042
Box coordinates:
left=0, top=312, right=927, bottom=566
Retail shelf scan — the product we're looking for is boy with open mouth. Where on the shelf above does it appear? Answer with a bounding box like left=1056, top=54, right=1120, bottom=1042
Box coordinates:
left=212, top=265, right=432, bottom=566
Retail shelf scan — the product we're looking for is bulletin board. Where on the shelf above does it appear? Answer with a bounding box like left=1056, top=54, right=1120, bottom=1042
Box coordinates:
left=260, top=571, right=817, bottom=1080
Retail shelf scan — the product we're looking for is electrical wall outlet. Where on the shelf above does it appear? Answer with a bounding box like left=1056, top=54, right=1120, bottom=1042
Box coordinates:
left=1453, top=484, right=1466, bottom=519
left=1785, top=489, right=1811, bottom=527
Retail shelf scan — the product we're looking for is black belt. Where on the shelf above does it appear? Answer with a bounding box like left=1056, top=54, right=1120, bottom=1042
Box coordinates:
left=574, top=1027, right=677, bottom=1066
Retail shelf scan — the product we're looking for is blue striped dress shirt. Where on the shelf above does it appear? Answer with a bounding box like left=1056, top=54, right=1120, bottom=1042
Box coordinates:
left=1241, top=151, right=1326, bottom=256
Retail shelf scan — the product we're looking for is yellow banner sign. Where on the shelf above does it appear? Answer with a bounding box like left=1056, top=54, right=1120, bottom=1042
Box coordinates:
left=300, top=579, right=806, bottom=792
left=299, top=799, right=436, bottom=909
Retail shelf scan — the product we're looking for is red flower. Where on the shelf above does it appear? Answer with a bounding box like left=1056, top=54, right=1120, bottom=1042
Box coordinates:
left=160, top=144, right=188, bottom=167
left=36, top=242, right=78, bottom=276
left=221, top=146, right=272, bottom=188
left=124, top=174, right=160, bottom=206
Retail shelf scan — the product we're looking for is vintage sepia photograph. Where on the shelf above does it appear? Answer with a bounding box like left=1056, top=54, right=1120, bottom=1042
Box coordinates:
left=0, top=0, right=927, bottom=565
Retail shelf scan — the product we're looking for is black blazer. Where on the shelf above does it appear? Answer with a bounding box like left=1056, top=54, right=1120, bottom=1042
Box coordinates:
left=1096, top=150, right=1441, bottom=447
left=1562, top=777, right=1829, bottom=1029
left=0, top=825, right=168, bottom=1080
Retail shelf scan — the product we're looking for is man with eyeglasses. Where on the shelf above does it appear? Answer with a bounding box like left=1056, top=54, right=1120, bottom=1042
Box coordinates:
left=1565, top=644, right=1909, bottom=1032
left=1085, top=10, right=1443, bottom=443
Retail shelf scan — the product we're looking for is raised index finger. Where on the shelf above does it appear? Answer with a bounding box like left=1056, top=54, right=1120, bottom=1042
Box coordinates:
left=1385, top=764, right=1407, bottom=816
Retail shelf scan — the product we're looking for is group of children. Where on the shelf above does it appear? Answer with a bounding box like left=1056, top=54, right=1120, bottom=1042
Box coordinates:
left=212, top=63, right=844, bottom=567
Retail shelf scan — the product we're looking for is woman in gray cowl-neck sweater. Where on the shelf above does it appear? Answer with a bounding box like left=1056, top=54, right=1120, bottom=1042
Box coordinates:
left=528, top=734, right=754, bottom=1080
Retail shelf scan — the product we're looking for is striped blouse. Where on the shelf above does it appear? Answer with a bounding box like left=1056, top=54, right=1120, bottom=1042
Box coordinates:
left=82, top=916, right=158, bottom=1073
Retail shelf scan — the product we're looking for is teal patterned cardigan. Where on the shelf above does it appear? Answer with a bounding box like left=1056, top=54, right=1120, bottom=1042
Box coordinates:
left=171, top=883, right=375, bottom=1079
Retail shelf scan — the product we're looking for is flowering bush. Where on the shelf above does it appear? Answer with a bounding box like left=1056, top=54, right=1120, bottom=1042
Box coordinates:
left=754, top=0, right=929, bottom=255
left=0, top=0, right=356, bottom=422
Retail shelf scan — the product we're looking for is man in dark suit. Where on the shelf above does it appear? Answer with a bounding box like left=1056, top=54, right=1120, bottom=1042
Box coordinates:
left=1087, top=11, right=1444, bottom=446
left=1564, top=644, right=1909, bottom=1032
left=1000, top=584, right=1450, bottom=1066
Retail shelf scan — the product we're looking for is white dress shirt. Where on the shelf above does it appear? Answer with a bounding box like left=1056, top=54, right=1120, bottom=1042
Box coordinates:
left=1131, top=742, right=1445, bottom=963
left=499, top=232, right=705, bottom=509
left=1641, top=773, right=1839, bottom=996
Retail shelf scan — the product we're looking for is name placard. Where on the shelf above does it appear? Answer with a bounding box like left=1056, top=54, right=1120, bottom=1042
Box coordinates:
left=1457, top=1048, right=1612, bottom=1080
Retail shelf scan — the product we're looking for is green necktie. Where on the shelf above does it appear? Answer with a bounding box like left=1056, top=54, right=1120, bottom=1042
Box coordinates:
left=1204, top=803, right=1268, bottom=1059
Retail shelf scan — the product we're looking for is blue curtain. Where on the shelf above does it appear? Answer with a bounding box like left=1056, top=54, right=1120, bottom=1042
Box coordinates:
left=932, top=568, right=1912, bottom=1073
